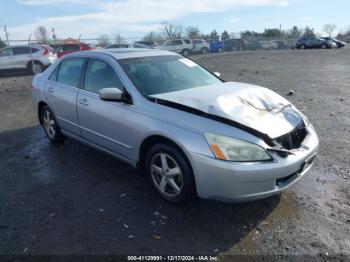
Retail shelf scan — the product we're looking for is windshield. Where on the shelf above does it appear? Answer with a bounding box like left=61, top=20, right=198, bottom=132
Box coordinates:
left=119, top=55, right=222, bottom=96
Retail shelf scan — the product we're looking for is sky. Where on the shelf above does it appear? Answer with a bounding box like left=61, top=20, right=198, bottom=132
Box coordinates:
left=0, top=0, right=349, bottom=42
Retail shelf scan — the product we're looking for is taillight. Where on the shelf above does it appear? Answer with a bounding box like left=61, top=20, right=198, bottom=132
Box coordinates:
left=42, top=47, right=49, bottom=56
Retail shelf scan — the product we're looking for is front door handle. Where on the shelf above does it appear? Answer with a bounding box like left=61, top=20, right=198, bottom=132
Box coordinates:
left=47, top=86, right=54, bottom=93
left=78, top=98, right=89, bottom=106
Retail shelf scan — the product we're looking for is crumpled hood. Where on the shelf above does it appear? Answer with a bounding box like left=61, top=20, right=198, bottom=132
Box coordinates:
left=152, top=82, right=304, bottom=139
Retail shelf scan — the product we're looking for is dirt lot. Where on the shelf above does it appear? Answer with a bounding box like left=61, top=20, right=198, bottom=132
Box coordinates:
left=0, top=48, right=349, bottom=259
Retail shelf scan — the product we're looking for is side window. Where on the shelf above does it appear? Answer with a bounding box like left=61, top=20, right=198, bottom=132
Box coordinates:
left=49, top=64, right=60, bottom=81
left=84, top=59, right=123, bottom=94
left=175, top=40, right=183, bottom=45
left=63, top=45, right=80, bottom=52
left=184, top=40, right=191, bottom=44
left=0, top=48, right=13, bottom=56
left=57, top=58, right=85, bottom=88
left=166, top=41, right=174, bottom=46
left=13, top=47, right=30, bottom=55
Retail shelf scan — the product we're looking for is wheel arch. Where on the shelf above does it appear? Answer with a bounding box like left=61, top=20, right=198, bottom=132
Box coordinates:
left=27, top=60, right=43, bottom=69
left=138, top=135, right=194, bottom=175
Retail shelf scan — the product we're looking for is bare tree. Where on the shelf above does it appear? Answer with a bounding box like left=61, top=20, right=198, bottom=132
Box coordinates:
left=34, top=25, right=49, bottom=44
left=288, top=26, right=302, bottom=38
left=114, top=33, right=125, bottom=44
left=186, top=26, right=200, bottom=39
left=97, top=34, right=111, bottom=47
left=221, top=30, right=230, bottom=41
left=323, top=24, right=337, bottom=37
left=209, top=30, right=219, bottom=40
left=143, top=31, right=163, bottom=45
left=161, top=23, right=183, bottom=40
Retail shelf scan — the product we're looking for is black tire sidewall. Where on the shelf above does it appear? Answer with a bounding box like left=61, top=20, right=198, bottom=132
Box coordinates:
left=145, top=143, right=196, bottom=204
left=40, top=106, right=66, bottom=143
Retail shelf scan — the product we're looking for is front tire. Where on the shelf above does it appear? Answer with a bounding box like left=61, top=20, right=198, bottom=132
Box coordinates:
left=40, top=106, right=66, bottom=144
left=145, top=144, right=196, bottom=204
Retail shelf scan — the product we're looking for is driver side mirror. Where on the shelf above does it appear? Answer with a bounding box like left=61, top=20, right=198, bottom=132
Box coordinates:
left=98, top=87, right=123, bottom=101
left=214, top=72, right=221, bottom=77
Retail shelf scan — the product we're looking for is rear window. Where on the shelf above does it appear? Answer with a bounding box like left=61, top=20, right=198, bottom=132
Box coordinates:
left=63, top=45, right=80, bottom=52
left=57, top=58, right=85, bottom=88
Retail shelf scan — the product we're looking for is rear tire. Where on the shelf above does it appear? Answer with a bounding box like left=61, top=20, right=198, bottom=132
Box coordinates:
left=145, top=143, right=196, bottom=204
left=181, top=49, right=190, bottom=56
left=40, top=106, right=66, bottom=144
left=201, top=47, right=209, bottom=54
left=28, top=61, right=44, bottom=75
left=300, top=44, right=306, bottom=50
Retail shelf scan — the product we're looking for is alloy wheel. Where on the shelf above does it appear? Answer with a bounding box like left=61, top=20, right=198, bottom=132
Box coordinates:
left=43, top=110, right=56, bottom=139
left=150, top=153, right=183, bottom=198
left=32, top=63, right=43, bottom=75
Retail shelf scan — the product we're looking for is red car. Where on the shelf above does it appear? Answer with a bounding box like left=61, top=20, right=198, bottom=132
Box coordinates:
left=54, top=43, right=93, bottom=58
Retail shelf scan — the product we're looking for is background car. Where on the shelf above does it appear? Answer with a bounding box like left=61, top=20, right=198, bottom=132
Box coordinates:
left=245, top=40, right=262, bottom=50
left=209, top=40, right=224, bottom=53
left=295, top=37, right=334, bottom=49
left=321, top=37, right=346, bottom=48
left=223, top=38, right=246, bottom=51
left=156, top=39, right=193, bottom=56
left=134, top=41, right=157, bottom=48
left=53, top=42, right=93, bottom=58
left=272, top=40, right=291, bottom=49
left=259, top=40, right=279, bottom=50
left=0, top=45, right=56, bottom=75
left=106, top=43, right=150, bottom=49
left=191, top=39, right=210, bottom=54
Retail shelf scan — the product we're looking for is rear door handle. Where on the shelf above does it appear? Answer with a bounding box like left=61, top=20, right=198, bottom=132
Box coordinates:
left=78, top=98, right=89, bottom=106
left=47, top=86, right=54, bottom=93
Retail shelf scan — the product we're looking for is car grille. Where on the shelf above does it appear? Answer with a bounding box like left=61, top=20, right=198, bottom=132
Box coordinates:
left=274, top=121, right=307, bottom=150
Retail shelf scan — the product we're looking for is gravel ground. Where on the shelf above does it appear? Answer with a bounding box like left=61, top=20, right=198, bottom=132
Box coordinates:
left=0, top=48, right=349, bottom=259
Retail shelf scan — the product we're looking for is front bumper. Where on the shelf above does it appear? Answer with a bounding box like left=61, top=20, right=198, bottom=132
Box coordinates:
left=190, top=126, right=319, bottom=202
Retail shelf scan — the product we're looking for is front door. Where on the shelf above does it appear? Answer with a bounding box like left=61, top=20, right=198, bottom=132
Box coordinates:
left=77, top=58, right=135, bottom=161
left=0, top=48, right=14, bottom=70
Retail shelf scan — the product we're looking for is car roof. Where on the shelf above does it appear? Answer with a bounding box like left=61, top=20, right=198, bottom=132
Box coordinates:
left=66, top=48, right=180, bottom=60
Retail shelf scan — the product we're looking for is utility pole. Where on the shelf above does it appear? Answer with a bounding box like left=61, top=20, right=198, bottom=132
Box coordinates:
left=51, top=27, right=57, bottom=44
left=3, top=25, right=10, bottom=46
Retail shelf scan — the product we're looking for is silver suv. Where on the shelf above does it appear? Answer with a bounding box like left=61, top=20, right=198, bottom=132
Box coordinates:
left=0, top=45, right=56, bottom=75
left=156, top=39, right=193, bottom=56
left=32, top=49, right=319, bottom=203
left=192, top=39, right=210, bottom=54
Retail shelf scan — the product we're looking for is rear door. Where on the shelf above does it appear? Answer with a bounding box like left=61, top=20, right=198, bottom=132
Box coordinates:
left=0, top=48, right=14, bottom=70
left=12, top=47, right=39, bottom=69
left=45, top=57, right=86, bottom=135
left=77, top=58, right=135, bottom=161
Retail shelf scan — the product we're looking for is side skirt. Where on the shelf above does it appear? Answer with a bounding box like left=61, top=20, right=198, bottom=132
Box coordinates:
left=61, top=129, right=136, bottom=168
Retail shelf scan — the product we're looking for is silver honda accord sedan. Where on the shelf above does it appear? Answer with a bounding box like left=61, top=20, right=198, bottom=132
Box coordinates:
left=32, top=48, right=319, bottom=203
